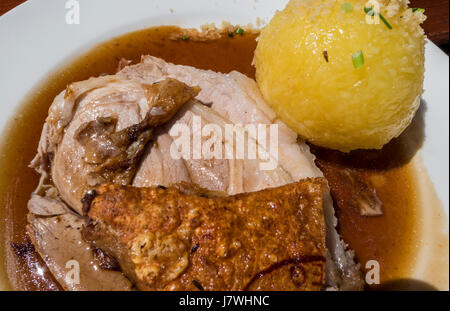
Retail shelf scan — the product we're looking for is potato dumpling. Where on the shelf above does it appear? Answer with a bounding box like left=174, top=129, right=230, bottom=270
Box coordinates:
left=254, top=0, right=426, bottom=151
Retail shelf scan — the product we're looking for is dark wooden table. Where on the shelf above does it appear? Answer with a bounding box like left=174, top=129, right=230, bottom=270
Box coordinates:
left=1, top=0, right=448, bottom=52
left=412, top=0, right=449, bottom=53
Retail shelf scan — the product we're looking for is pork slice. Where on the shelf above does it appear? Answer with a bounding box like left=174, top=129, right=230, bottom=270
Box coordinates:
left=51, top=94, right=145, bottom=214
left=164, top=104, right=232, bottom=192
left=27, top=194, right=132, bottom=291
left=133, top=132, right=191, bottom=187
left=119, top=56, right=363, bottom=290
left=119, top=56, right=323, bottom=182
left=39, top=78, right=197, bottom=214
left=145, top=101, right=293, bottom=193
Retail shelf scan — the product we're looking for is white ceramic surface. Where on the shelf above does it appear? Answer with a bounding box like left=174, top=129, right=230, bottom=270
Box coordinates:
left=0, top=0, right=448, bottom=289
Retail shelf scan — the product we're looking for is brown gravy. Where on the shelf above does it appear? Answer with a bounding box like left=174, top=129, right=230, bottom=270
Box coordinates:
left=0, top=26, right=420, bottom=290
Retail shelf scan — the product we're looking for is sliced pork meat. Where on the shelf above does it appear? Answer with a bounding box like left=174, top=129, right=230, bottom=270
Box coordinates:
left=119, top=56, right=323, bottom=186
left=29, top=55, right=363, bottom=291
left=31, top=78, right=198, bottom=215
left=133, top=132, right=192, bottom=187
left=26, top=193, right=132, bottom=291
left=82, top=180, right=327, bottom=291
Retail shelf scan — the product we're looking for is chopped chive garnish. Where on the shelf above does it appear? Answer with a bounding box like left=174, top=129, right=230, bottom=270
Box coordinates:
left=342, top=2, right=354, bottom=13
left=364, top=7, right=392, bottom=29
left=352, top=50, right=365, bottom=69
left=412, top=8, right=425, bottom=13
left=378, top=13, right=392, bottom=29
left=364, top=6, right=373, bottom=14
left=236, top=27, right=244, bottom=36
left=228, top=31, right=234, bottom=38
left=182, top=35, right=189, bottom=41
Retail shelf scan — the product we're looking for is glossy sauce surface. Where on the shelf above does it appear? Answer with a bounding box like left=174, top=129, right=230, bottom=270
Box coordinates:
left=0, top=26, right=420, bottom=290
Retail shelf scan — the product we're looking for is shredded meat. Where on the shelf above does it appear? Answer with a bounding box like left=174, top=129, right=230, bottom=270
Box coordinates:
left=82, top=179, right=328, bottom=291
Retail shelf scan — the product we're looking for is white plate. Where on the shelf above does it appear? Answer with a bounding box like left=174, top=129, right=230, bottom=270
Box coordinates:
left=0, top=0, right=448, bottom=289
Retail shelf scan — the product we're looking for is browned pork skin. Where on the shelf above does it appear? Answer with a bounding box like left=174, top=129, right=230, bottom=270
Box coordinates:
left=82, top=179, right=328, bottom=291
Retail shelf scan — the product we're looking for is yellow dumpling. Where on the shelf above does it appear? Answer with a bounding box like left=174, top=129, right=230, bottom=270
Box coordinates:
left=254, top=0, right=426, bottom=151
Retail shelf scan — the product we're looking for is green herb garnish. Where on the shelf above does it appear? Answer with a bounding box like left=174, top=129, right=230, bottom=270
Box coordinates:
left=352, top=50, right=365, bottom=69
left=412, top=8, right=425, bottom=13
left=182, top=35, right=189, bottom=41
left=364, top=7, right=392, bottom=29
left=236, top=27, right=244, bottom=36
left=379, top=13, right=392, bottom=29
left=342, top=2, right=354, bottom=13
left=228, top=31, right=234, bottom=38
